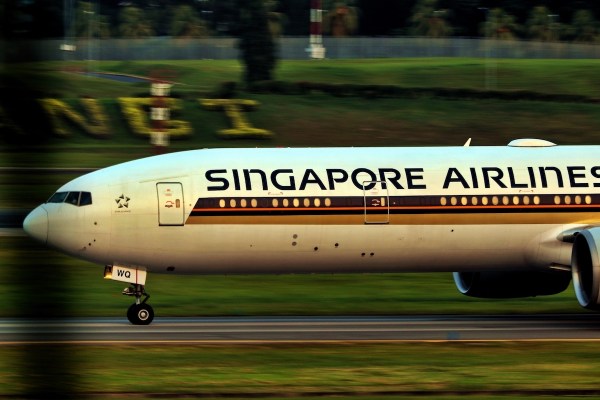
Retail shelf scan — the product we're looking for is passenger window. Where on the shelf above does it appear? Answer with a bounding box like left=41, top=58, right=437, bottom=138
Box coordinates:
left=65, top=192, right=80, bottom=206
left=47, top=192, right=68, bottom=203
left=79, top=192, right=92, bottom=206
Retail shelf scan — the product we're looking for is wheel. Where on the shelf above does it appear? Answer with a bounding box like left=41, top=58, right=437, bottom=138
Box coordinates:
left=127, top=303, right=154, bottom=325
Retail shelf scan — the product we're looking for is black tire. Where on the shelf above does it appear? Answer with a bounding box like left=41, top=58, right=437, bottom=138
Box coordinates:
left=127, top=303, right=154, bottom=325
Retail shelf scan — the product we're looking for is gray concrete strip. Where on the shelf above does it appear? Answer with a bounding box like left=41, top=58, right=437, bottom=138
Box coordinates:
left=1, top=315, right=599, bottom=343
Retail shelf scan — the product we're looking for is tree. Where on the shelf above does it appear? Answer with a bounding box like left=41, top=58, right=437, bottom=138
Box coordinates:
left=480, top=8, right=520, bottom=40
left=265, top=0, right=286, bottom=38
left=324, top=2, right=359, bottom=37
left=169, top=5, right=210, bottom=38
left=409, top=0, right=452, bottom=37
left=569, top=10, right=599, bottom=42
left=526, top=6, right=562, bottom=41
left=118, top=6, right=154, bottom=38
left=236, top=0, right=277, bottom=84
left=73, top=1, right=111, bottom=39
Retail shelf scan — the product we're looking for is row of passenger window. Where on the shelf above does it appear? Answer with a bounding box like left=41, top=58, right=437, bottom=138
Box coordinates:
left=218, top=197, right=333, bottom=209
left=439, top=195, right=593, bottom=207
left=212, top=194, right=595, bottom=210
left=46, top=191, right=93, bottom=207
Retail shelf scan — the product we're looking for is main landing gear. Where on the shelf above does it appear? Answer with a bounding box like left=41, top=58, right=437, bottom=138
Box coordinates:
left=123, top=284, right=154, bottom=325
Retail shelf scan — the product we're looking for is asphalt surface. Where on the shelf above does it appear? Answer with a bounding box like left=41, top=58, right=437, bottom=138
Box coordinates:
left=2, top=314, right=600, bottom=343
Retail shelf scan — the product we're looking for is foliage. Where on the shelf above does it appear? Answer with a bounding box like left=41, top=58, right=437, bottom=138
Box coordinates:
left=267, top=11, right=286, bottom=38
left=409, top=0, right=453, bottom=38
left=39, top=98, right=110, bottom=138
left=264, top=0, right=286, bottom=38
left=236, top=0, right=277, bottom=84
left=527, top=6, right=563, bottom=41
left=568, top=10, right=600, bottom=42
left=30, top=77, right=597, bottom=151
left=169, top=5, right=210, bottom=38
left=5, top=0, right=600, bottom=41
left=79, top=97, right=111, bottom=136
left=480, top=8, right=520, bottom=40
left=201, top=98, right=273, bottom=138
left=245, top=79, right=595, bottom=104
left=72, top=1, right=111, bottom=39
left=118, top=97, right=192, bottom=137
left=118, top=6, right=154, bottom=38
left=323, top=2, right=359, bottom=37
left=210, top=81, right=238, bottom=99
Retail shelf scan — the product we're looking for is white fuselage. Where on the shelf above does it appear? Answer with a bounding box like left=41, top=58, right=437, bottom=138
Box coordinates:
left=24, top=145, right=600, bottom=275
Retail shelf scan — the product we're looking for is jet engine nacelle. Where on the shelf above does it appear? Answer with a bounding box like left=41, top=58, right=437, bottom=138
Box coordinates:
left=572, top=227, right=600, bottom=310
left=453, top=270, right=571, bottom=299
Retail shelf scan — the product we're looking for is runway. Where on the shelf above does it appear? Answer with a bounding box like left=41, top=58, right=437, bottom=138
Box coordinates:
left=2, top=314, right=600, bottom=344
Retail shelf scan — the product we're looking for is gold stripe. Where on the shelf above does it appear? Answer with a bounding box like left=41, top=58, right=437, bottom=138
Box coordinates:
left=185, top=212, right=600, bottom=226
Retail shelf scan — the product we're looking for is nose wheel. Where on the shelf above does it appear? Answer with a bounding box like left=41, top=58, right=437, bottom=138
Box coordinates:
left=123, top=284, right=154, bottom=325
left=127, top=303, right=154, bottom=325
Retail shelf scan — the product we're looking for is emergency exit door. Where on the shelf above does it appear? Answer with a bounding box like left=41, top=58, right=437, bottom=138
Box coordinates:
left=157, top=182, right=184, bottom=226
left=363, top=181, right=389, bottom=224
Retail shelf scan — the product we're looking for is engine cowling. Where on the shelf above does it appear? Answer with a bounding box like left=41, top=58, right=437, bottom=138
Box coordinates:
left=571, top=227, right=600, bottom=310
left=453, top=270, right=571, bottom=299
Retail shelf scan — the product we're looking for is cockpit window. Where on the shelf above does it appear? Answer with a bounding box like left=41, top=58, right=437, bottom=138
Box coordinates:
left=79, top=192, right=92, bottom=206
left=46, top=191, right=92, bottom=207
left=47, top=192, right=68, bottom=203
left=65, top=192, right=80, bottom=206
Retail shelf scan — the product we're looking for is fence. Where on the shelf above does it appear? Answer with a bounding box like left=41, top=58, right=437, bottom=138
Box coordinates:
left=3, top=37, right=600, bottom=62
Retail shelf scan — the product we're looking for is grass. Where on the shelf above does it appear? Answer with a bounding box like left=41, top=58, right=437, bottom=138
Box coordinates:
left=3, top=342, right=600, bottom=397
left=7, top=58, right=600, bottom=96
left=42, top=58, right=600, bottom=96
left=4, top=95, right=600, bottom=153
left=3, top=59, right=600, bottom=154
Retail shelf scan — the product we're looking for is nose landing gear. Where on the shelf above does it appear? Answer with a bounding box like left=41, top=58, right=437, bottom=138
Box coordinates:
left=123, top=284, right=154, bottom=325
left=104, top=265, right=154, bottom=325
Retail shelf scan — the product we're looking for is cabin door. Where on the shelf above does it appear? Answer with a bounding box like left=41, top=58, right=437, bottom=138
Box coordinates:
left=157, top=182, right=185, bottom=226
left=362, top=181, right=389, bottom=224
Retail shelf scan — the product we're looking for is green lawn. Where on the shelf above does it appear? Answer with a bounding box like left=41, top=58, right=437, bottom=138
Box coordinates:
left=3, top=342, right=600, bottom=397
left=3, top=59, right=600, bottom=168
left=9, top=58, right=600, bottom=97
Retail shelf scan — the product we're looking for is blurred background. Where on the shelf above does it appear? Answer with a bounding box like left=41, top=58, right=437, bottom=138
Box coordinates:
left=3, top=1, right=600, bottom=61
left=4, top=0, right=600, bottom=211
left=2, top=0, right=600, bottom=397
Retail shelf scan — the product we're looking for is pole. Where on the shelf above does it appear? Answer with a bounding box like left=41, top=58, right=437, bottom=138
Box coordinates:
left=310, top=0, right=325, bottom=59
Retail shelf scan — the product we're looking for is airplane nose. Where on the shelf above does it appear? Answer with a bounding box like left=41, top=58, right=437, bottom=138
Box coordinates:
left=23, top=206, right=48, bottom=244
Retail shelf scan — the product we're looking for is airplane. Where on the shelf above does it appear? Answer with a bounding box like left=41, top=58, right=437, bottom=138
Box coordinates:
left=22, top=138, right=600, bottom=324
